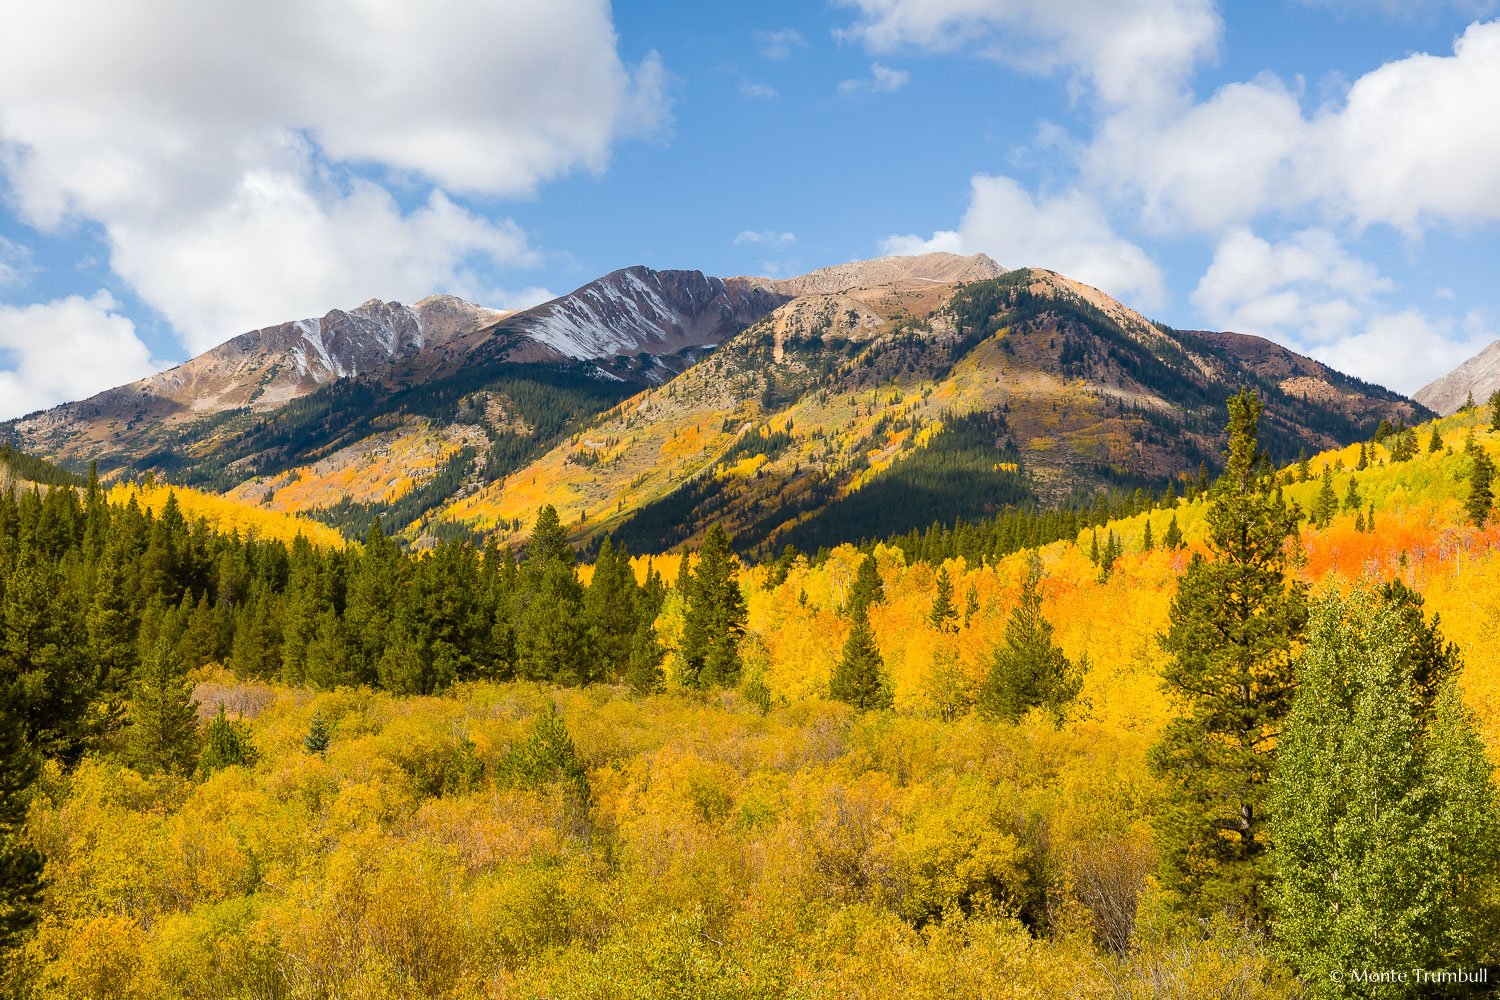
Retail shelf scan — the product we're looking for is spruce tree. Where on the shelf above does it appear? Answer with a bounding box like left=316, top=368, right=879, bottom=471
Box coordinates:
left=846, top=553, right=884, bottom=618
left=1163, top=513, right=1183, bottom=551
left=514, top=505, right=597, bottom=686
left=1355, top=442, right=1368, bottom=471
left=1465, top=448, right=1494, bottom=528
left=1097, top=531, right=1121, bottom=583
left=1429, top=424, right=1444, bottom=453
left=1150, top=389, right=1306, bottom=927
left=1490, top=390, right=1500, bottom=432
left=677, top=524, right=748, bottom=688
left=829, top=608, right=893, bottom=711
left=1312, top=467, right=1338, bottom=529
left=625, top=623, right=665, bottom=694
left=303, top=713, right=331, bottom=754
left=0, top=708, right=42, bottom=952
left=86, top=540, right=138, bottom=694
left=197, top=706, right=258, bottom=777
left=979, top=555, right=1083, bottom=722
left=928, top=566, right=957, bottom=630
left=1296, top=448, right=1311, bottom=482
left=1141, top=519, right=1154, bottom=553
left=1341, top=474, right=1362, bottom=512
left=1088, top=529, right=1100, bottom=565
left=1366, top=502, right=1376, bottom=534
left=1460, top=389, right=1477, bottom=413
left=127, top=631, right=200, bottom=777
left=1270, top=586, right=1500, bottom=990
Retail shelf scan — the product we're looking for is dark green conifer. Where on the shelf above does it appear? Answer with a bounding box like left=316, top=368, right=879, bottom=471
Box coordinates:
left=197, top=706, right=258, bottom=777
left=303, top=713, right=331, bottom=754
left=677, top=524, right=748, bottom=688
left=1163, top=513, right=1184, bottom=551
left=1430, top=425, right=1445, bottom=453
left=1342, top=475, right=1362, bottom=512
left=829, top=607, right=893, bottom=711
left=1141, top=519, right=1154, bottom=552
left=1150, top=389, right=1307, bottom=927
left=127, top=631, right=200, bottom=777
left=0, top=708, right=43, bottom=952
left=928, top=566, right=957, bottom=631
left=1465, top=449, right=1494, bottom=528
left=980, top=556, right=1083, bottom=723
left=846, top=553, right=884, bottom=618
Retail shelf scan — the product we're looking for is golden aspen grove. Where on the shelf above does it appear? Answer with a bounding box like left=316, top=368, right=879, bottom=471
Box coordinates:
left=5, top=397, right=1500, bottom=998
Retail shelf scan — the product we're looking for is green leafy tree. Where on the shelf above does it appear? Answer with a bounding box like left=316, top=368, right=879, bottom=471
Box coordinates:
left=979, top=555, right=1084, bottom=722
left=829, top=608, right=893, bottom=711
left=127, top=631, right=200, bottom=777
left=1270, top=586, right=1500, bottom=994
left=1150, top=389, right=1307, bottom=927
left=197, top=706, right=259, bottom=777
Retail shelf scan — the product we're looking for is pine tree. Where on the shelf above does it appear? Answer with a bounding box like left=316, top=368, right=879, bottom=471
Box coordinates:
left=303, top=713, right=331, bottom=754
left=847, top=553, right=884, bottom=618
left=1296, top=448, right=1311, bottom=482
left=1366, top=502, right=1375, bottom=534
left=1490, top=390, right=1500, bottom=432
left=127, top=631, right=200, bottom=777
left=928, top=566, right=957, bottom=630
left=87, top=540, right=138, bottom=694
left=1353, top=507, right=1366, bottom=533
left=1163, top=513, right=1183, bottom=551
left=1097, top=531, right=1121, bottom=583
left=1429, top=424, right=1445, bottom=453
left=829, top=608, right=893, bottom=711
left=514, top=505, right=597, bottom=687
left=1341, top=474, right=1362, bottom=512
left=0, top=707, right=42, bottom=952
left=1355, top=442, right=1368, bottom=471
left=677, top=524, right=748, bottom=688
left=1141, top=519, right=1154, bottom=553
left=1088, top=529, right=1100, bottom=565
left=1461, top=389, right=1477, bottom=413
left=1150, top=389, right=1307, bottom=927
left=1465, top=448, right=1494, bottom=528
left=197, top=706, right=258, bottom=777
left=1270, top=586, right=1500, bottom=990
left=980, top=555, right=1084, bottom=722
left=625, top=623, right=665, bottom=694
left=1312, top=467, right=1338, bottom=529
left=1374, top=418, right=1394, bottom=443
left=2, top=552, right=92, bottom=758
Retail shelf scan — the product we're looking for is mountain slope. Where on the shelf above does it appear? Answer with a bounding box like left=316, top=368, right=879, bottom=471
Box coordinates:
left=4, top=254, right=1424, bottom=551
left=1413, top=340, right=1500, bottom=415
left=425, top=267, right=1426, bottom=555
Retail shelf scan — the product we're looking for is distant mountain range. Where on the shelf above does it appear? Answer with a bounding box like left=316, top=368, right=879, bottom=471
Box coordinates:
left=2, top=253, right=1428, bottom=553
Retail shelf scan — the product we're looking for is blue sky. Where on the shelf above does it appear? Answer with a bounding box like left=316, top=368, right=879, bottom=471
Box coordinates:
left=2, top=0, right=1499, bottom=419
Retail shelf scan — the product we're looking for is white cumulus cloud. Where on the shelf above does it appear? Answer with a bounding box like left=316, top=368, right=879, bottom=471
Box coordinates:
left=882, top=174, right=1166, bottom=310
left=0, top=292, right=161, bottom=419
left=838, top=63, right=911, bottom=95
left=835, top=0, right=1221, bottom=110
left=0, top=0, right=667, bottom=359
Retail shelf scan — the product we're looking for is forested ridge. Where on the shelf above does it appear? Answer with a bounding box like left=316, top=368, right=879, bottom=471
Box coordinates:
left=1, top=394, right=1499, bottom=996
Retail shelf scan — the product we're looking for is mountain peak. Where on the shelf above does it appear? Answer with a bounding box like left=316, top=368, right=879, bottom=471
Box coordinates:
left=1413, top=339, right=1500, bottom=415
